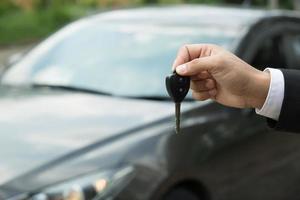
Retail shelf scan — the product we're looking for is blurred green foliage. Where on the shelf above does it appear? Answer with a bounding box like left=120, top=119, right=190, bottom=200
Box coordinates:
left=0, top=1, right=18, bottom=15
left=0, top=0, right=297, bottom=45
left=0, top=5, right=88, bottom=45
left=0, top=0, right=91, bottom=45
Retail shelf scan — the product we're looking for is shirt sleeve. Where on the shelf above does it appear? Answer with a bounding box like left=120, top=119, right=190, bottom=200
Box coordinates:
left=255, top=68, right=285, bottom=121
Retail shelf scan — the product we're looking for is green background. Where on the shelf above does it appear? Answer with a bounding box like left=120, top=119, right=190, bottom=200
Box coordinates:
left=0, top=0, right=296, bottom=45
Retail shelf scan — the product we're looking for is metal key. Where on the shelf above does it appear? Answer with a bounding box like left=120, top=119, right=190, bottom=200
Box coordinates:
left=165, top=71, right=190, bottom=133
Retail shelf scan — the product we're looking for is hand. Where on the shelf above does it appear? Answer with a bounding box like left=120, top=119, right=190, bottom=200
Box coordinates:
left=173, top=44, right=270, bottom=109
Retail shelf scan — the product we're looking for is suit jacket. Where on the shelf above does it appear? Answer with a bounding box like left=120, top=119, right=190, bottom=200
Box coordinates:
left=267, top=69, right=300, bottom=133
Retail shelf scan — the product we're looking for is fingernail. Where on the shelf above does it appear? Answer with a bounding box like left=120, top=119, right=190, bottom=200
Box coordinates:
left=176, top=64, right=187, bottom=74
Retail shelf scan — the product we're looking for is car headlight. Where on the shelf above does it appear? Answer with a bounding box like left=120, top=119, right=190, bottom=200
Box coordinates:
left=29, top=166, right=134, bottom=200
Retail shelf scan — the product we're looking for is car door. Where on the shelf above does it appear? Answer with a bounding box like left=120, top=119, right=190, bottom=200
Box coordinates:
left=218, top=16, right=300, bottom=200
left=157, top=16, right=300, bottom=200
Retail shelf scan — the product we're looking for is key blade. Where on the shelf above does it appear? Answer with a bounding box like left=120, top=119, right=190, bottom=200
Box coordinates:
left=175, top=103, right=180, bottom=134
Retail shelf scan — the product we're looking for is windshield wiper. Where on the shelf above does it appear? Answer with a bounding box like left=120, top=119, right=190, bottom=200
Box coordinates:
left=127, top=95, right=170, bottom=101
left=31, top=84, right=193, bottom=100
left=32, top=84, right=112, bottom=96
left=127, top=95, right=194, bottom=101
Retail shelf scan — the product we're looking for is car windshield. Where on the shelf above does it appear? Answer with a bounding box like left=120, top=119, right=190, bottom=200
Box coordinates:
left=2, top=19, right=238, bottom=97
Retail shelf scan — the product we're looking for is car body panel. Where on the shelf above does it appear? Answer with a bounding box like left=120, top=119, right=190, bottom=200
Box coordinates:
left=0, top=89, right=256, bottom=199
left=0, top=87, right=179, bottom=184
left=0, top=85, right=263, bottom=199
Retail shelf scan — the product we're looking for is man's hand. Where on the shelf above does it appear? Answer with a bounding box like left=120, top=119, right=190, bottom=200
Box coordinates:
left=173, top=44, right=271, bottom=109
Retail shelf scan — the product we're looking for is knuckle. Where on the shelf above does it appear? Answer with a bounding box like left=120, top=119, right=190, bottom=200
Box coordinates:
left=179, top=44, right=190, bottom=54
left=190, top=58, right=199, bottom=66
left=183, top=43, right=191, bottom=49
left=213, top=56, right=223, bottom=67
left=206, top=79, right=215, bottom=87
left=192, top=91, right=206, bottom=101
left=179, top=45, right=186, bottom=53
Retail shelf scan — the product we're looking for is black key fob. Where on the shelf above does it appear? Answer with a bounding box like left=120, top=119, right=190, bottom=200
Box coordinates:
left=165, top=71, right=190, bottom=103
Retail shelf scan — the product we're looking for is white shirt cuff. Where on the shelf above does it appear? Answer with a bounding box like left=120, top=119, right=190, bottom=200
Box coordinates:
left=255, top=68, right=284, bottom=121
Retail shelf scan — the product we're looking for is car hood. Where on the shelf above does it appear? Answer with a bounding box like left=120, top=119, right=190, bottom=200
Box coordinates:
left=0, top=87, right=180, bottom=185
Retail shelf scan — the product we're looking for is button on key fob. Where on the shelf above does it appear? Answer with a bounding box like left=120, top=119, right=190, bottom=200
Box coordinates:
left=165, top=71, right=190, bottom=133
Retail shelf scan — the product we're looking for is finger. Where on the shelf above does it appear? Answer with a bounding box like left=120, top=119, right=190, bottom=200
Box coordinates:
left=191, top=80, right=208, bottom=91
left=208, top=89, right=217, bottom=97
left=198, top=71, right=212, bottom=79
left=205, top=79, right=216, bottom=89
left=192, top=91, right=211, bottom=101
left=191, top=79, right=216, bottom=91
left=172, top=46, right=190, bottom=70
left=192, top=88, right=218, bottom=101
left=176, top=56, right=217, bottom=76
left=172, top=44, right=221, bottom=70
left=172, top=55, right=187, bottom=71
left=191, top=71, right=212, bottom=80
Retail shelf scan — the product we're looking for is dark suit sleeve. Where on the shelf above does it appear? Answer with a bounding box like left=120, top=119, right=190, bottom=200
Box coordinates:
left=267, top=69, right=300, bottom=133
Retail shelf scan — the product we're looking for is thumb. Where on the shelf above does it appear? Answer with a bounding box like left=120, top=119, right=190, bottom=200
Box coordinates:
left=175, top=56, right=216, bottom=76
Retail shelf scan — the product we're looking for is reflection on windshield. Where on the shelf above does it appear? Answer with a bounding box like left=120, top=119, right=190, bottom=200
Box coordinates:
left=2, top=21, right=237, bottom=97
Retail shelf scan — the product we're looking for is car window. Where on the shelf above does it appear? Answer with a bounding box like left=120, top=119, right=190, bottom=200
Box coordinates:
left=251, top=34, right=286, bottom=70
left=282, top=33, right=300, bottom=69
left=291, top=35, right=300, bottom=56
left=2, top=20, right=238, bottom=98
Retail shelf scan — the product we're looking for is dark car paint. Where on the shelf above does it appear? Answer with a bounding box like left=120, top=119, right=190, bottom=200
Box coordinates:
left=0, top=86, right=176, bottom=183
left=0, top=86, right=270, bottom=200
left=1, top=6, right=300, bottom=200
left=236, top=16, right=300, bottom=65
left=0, top=86, right=263, bottom=200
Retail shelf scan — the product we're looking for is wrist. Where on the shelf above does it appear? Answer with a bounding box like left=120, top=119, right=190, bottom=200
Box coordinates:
left=247, top=70, right=271, bottom=109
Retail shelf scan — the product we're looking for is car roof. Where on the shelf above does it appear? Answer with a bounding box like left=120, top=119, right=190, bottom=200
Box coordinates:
left=84, top=5, right=300, bottom=30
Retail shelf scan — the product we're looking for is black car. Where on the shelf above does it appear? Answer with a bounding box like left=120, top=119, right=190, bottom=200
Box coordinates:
left=1, top=5, right=300, bottom=200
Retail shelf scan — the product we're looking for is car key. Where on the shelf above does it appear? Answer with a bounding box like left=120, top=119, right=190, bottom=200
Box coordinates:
left=165, top=71, right=190, bottom=133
